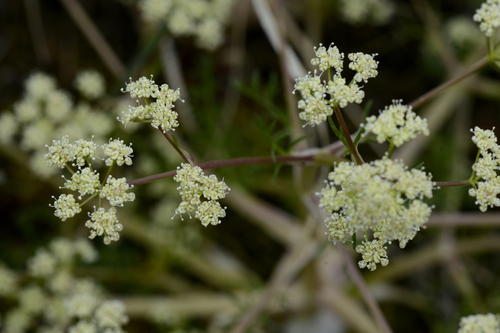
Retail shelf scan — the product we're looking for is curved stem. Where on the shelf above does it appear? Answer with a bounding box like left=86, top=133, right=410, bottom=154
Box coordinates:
left=334, top=106, right=364, bottom=165
left=127, top=154, right=315, bottom=187
left=409, top=56, right=489, bottom=109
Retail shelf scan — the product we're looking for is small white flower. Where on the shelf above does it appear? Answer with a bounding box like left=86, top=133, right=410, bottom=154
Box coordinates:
left=311, top=43, right=344, bottom=72
left=51, top=194, right=82, bottom=221
left=458, top=313, right=500, bottom=333
left=348, top=52, right=379, bottom=83
left=121, top=75, right=156, bottom=98
left=100, top=176, right=135, bottom=207
left=45, top=136, right=75, bottom=168
left=363, top=100, right=429, bottom=147
left=103, top=138, right=133, bottom=166
left=63, top=167, right=100, bottom=199
left=173, top=163, right=230, bottom=226
left=473, top=0, right=500, bottom=37
left=74, top=70, right=106, bottom=100
left=356, top=239, right=389, bottom=271
left=85, top=207, right=123, bottom=245
left=27, top=249, right=57, bottom=278
left=94, top=300, right=128, bottom=329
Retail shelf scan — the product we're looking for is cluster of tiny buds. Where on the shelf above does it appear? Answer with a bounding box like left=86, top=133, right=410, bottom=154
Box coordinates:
left=46, top=136, right=135, bottom=245
left=469, top=126, right=500, bottom=212
left=173, top=163, right=230, bottom=227
left=294, top=42, right=378, bottom=127
left=0, top=237, right=130, bottom=332
left=119, top=75, right=182, bottom=133
left=363, top=99, right=430, bottom=147
left=138, top=0, right=234, bottom=50
left=458, top=313, right=500, bottom=332
left=473, top=0, right=500, bottom=37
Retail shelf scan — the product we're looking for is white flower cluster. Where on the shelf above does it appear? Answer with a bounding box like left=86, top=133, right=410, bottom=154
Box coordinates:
left=473, top=0, right=500, bottom=37
left=339, top=0, right=395, bottom=25
left=1, top=238, right=129, bottom=333
left=318, top=157, right=434, bottom=271
left=173, top=163, right=230, bottom=227
left=46, top=136, right=135, bottom=244
left=294, top=43, right=378, bottom=126
left=0, top=72, right=114, bottom=179
left=74, top=69, right=106, bottom=100
left=363, top=100, right=429, bottom=147
left=120, top=76, right=182, bottom=133
left=139, top=0, right=234, bottom=50
left=469, top=127, right=500, bottom=212
left=458, top=313, right=500, bottom=333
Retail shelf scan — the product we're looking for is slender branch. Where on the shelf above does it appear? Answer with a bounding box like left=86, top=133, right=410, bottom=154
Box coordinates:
left=58, top=0, right=125, bottom=78
left=334, top=106, right=364, bottom=165
left=127, top=154, right=315, bottom=186
left=409, top=56, right=489, bottom=109
left=338, top=244, right=393, bottom=333
left=158, top=127, right=191, bottom=163
left=433, top=179, right=471, bottom=187
left=24, top=0, right=51, bottom=64
left=270, top=0, right=303, bottom=143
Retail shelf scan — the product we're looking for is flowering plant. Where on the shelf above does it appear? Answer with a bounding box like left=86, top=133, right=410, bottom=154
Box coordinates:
left=2, top=0, right=500, bottom=332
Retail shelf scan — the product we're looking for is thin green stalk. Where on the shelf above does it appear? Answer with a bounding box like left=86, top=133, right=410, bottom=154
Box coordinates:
left=333, top=106, right=364, bottom=165
left=158, top=127, right=191, bottom=163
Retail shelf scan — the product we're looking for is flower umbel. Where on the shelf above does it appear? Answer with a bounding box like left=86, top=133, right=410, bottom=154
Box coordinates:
left=46, top=137, right=135, bottom=244
left=458, top=313, right=500, bottom=333
left=119, top=76, right=182, bottom=133
left=363, top=99, right=429, bottom=147
left=294, top=43, right=378, bottom=126
left=469, top=127, right=500, bottom=212
left=473, top=0, right=500, bottom=37
left=318, top=157, right=434, bottom=270
left=173, top=163, right=230, bottom=227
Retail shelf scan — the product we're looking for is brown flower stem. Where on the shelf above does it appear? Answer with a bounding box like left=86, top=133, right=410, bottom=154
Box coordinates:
left=158, top=127, right=192, bottom=164
left=334, top=106, right=364, bottom=165
left=127, top=154, right=315, bottom=187
left=409, top=56, right=489, bottom=109
left=433, top=180, right=471, bottom=187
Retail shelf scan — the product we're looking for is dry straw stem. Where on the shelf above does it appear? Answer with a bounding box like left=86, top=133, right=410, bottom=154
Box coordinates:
left=269, top=0, right=304, bottom=144
left=120, top=212, right=257, bottom=290
left=75, top=266, right=192, bottom=294
left=229, top=216, right=320, bottom=333
left=58, top=0, right=125, bottom=78
left=366, top=234, right=500, bottom=284
left=338, top=244, right=393, bottom=333
left=427, top=212, right=500, bottom=227
left=159, top=37, right=198, bottom=133
left=251, top=0, right=306, bottom=79
left=120, top=281, right=309, bottom=319
left=440, top=230, right=486, bottom=314
left=225, top=186, right=303, bottom=245
left=315, top=249, right=381, bottom=333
